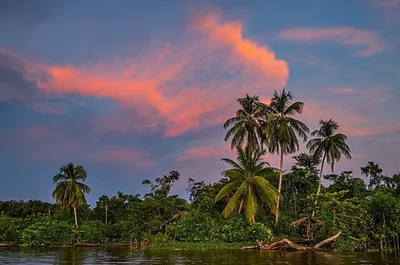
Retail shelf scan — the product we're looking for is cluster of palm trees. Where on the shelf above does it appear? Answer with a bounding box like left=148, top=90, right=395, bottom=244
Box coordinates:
left=216, top=89, right=352, bottom=223
left=50, top=89, right=351, bottom=227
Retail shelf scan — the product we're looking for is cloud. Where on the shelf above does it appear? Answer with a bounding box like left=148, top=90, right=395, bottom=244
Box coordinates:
left=191, top=11, right=289, bottom=82
left=0, top=48, right=69, bottom=114
left=28, top=10, right=288, bottom=137
left=279, top=27, right=385, bottom=56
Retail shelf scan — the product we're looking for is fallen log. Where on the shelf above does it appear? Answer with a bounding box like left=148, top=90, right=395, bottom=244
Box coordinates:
left=313, top=232, right=342, bottom=250
left=241, top=232, right=342, bottom=251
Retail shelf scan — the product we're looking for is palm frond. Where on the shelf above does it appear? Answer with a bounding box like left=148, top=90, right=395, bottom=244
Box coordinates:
left=245, top=186, right=258, bottom=223
left=222, top=183, right=247, bottom=218
left=215, top=182, right=237, bottom=202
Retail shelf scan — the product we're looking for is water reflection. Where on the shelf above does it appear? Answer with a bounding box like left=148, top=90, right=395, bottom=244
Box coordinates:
left=0, top=247, right=399, bottom=265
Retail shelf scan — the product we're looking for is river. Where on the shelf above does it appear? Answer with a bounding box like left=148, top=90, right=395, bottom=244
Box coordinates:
left=0, top=247, right=399, bottom=264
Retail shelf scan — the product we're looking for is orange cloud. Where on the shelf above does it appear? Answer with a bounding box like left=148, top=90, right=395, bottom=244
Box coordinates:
left=32, top=11, right=288, bottom=137
left=279, top=27, right=385, bottom=56
left=192, top=12, right=289, bottom=82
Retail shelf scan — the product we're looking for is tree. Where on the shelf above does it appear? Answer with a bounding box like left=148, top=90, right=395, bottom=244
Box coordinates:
left=215, top=145, right=279, bottom=223
left=361, top=161, right=391, bottom=190
left=325, top=171, right=367, bottom=199
left=307, top=119, right=351, bottom=198
left=52, top=163, right=91, bottom=226
left=263, top=88, right=309, bottom=222
left=292, top=153, right=320, bottom=176
left=224, top=94, right=268, bottom=150
left=142, top=170, right=180, bottom=199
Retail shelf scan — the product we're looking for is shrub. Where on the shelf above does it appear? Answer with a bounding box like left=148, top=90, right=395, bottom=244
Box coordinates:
left=109, top=221, right=143, bottom=242
left=168, top=210, right=217, bottom=242
left=74, top=221, right=107, bottom=243
left=247, top=222, right=274, bottom=242
left=21, top=219, right=74, bottom=247
left=0, top=217, right=25, bottom=244
left=216, top=216, right=274, bottom=243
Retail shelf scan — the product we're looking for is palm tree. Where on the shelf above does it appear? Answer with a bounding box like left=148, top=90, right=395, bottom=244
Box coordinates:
left=52, top=163, right=91, bottom=226
left=215, top=145, right=279, bottom=223
left=307, top=119, right=352, bottom=197
left=263, top=88, right=309, bottom=223
left=224, top=94, right=268, bottom=150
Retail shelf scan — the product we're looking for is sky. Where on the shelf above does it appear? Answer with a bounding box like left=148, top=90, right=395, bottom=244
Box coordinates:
left=0, top=0, right=399, bottom=205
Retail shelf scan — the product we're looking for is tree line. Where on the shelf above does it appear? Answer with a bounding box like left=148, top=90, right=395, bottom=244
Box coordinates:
left=1, top=89, right=399, bottom=252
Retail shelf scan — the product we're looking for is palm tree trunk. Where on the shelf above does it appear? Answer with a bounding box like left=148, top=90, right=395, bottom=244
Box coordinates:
left=275, top=147, right=284, bottom=223
left=316, top=153, right=326, bottom=196
left=73, top=206, right=78, bottom=226
left=312, top=153, right=326, bottom=218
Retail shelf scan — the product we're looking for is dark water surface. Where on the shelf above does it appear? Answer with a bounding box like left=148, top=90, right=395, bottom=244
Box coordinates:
left=0, top=247, right=399, bottom=265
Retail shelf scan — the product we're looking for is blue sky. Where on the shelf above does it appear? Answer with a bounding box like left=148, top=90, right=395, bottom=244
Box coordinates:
left=1, top=0, right=399, bottom=205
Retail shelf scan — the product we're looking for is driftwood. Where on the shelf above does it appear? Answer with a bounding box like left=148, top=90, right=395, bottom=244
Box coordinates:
left=240, top=232, right=342, bottom=251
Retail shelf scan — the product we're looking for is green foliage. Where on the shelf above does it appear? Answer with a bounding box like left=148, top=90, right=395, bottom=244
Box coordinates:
left=218, top=216, right=274, bottom=243
left=306, top=191, right=366, bottom=243
left=168, top=212, right=273, bottom=243
left=0, top=216, right=27, bottom=244
left=21, top=219, right=74, bottom=247
left=74, top=221, right=107, bottom=243
left=332, top=235, right=362, bottom=252
left=168, top=210, right=217, bottom=242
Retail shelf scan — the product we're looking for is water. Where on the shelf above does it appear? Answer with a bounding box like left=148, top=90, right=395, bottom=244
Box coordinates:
left=0, top=247, right=399, bottom=265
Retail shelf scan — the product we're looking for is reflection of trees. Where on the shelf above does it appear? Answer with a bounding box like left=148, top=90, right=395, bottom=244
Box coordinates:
left=53, top=248, right=87, bottom=265
left=7, top=248, right=398, bottom=265
left=104, top=247, right=136, bottom=262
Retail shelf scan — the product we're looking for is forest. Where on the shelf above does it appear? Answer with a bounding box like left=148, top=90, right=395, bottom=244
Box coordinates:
left=1, top=90, right=399, bottom=252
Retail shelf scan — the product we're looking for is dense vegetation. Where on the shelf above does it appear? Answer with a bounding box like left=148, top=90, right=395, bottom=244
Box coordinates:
left=1, top=90, right=399, bottom=252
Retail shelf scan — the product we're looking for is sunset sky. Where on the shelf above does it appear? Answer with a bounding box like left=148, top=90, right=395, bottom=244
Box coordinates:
left=1, top=0, right=399, bottom=205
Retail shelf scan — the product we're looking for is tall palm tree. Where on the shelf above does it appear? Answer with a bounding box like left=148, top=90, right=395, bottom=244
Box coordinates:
left=307, top=119, right=352, bottom=197
left=215, top=145, right=279, bottom=223
left=52, top=163, right=91, bottom=226
left=224, top=94, right=268, bottom=150
left=263, top=88, right=309, bottom=223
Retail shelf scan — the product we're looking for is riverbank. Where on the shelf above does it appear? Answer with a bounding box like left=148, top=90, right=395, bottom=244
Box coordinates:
left=0, top=241, right=252, bottom=250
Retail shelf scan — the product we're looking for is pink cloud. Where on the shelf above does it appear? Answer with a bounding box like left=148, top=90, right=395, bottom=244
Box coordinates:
left=279, top=27, right=385, bottom=56
left=27, top=10, right=288, bottom=137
